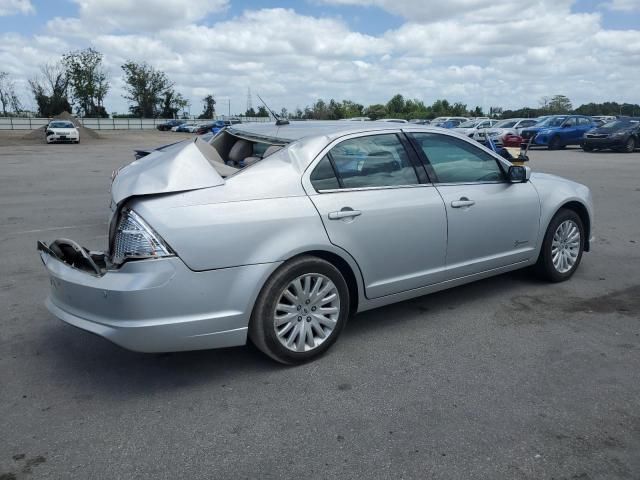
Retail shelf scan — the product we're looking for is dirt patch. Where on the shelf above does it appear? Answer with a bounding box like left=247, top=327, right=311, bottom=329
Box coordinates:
left=22, top=111, right=102, bottom=143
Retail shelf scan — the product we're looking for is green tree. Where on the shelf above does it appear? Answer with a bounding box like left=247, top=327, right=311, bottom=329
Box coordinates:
left=0, top=71, right=22, bottom=114
left=160, top=90, right=188, bottom=118
left=28, top=62, right=71, bottom=117
left=121, top=61, right=173, bottom=117
left=364, top=104, right=387, bottom=120
left=341, top=100, right=364, bottom=118
left=386, top=94, right=405, bottom=116
left=256, top=106, right=269, bottom=117
left=62, top=48, right=109, bottom=117
left=547, top=95, right=572, bottom=114
left=200, top=94, right=216, bottom=118
left=245, top=107, right=256, bottom=117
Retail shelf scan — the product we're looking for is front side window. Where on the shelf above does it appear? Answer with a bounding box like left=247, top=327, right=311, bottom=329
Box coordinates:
left=411, top=133, right=504, bottom=183
left=328, top=134, right=419, bottom=189
left=563, top=117, right=577, bottom=127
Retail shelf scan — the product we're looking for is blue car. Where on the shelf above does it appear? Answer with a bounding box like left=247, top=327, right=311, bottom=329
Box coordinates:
left=520, top=115, right=598, bottom=150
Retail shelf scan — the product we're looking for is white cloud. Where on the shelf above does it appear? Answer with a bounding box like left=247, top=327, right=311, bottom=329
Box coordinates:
left=2, top=3, right=639, bottom=115
left=605, top=0, right=640, bottom=11
left=49, top=0, right=229, bottom=33
left=0, top=0, right=34, bottom=16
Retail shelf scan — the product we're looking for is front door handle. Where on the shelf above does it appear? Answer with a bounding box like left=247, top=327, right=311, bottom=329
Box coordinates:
left=328, top=208, right=362, bottom=220
left=451, top=197, right=475, bottom=208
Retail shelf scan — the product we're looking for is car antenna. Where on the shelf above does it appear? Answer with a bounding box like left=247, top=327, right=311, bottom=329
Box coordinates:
left=257, top=94, right=289, bottom=126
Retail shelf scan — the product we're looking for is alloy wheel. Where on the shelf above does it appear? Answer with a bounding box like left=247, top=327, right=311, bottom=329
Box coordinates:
left=273, top=273, right=341, bottom=352
left=551, top=220, right=581, bottom=273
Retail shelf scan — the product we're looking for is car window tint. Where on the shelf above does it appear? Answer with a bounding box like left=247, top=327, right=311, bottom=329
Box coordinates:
left=310, top=156, right=340, bottom=191
left=329, top=134, right=418, bottom=188
left=412, top=133, right=504, bottom=183
left=564, top=117, right=577, bottom=127
left=578, top=117, right=591, bottom=126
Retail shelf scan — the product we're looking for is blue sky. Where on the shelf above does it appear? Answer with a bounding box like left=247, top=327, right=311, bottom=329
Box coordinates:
left=1, top=0, right=639, bottom=114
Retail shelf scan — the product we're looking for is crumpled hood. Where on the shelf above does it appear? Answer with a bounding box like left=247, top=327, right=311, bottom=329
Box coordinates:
left=110, top=138, right=226, bottom=204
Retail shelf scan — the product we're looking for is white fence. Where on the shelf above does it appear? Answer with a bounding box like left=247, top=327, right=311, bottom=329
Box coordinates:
left=0, top=116, right=272, bottom=130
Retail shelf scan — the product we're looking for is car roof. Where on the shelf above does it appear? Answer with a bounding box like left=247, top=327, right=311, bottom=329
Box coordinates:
left=227, top=120, right=409, bottom=143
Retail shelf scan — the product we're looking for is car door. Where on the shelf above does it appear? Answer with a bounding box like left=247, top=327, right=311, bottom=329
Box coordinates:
left=408, top=132, right=541, bottom=279
left=304, top=132, right=448, bottom=299
left=560, top=117, right=580, bottom=144
left=516, top=119, right=537, bottom=134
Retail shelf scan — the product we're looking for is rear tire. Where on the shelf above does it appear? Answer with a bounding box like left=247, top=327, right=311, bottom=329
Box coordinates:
left=249, top=256, right=350, bottom=364
left=535, top=209, right=585, bottom=282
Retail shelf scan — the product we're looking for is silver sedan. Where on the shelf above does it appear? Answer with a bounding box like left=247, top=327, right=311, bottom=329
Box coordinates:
left=38, top=121, right=593, bottom=364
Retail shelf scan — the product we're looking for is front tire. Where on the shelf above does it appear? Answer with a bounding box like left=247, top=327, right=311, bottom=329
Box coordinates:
left=623, top=137, right=636, bottom=153
left=535, top=209, right=585, bottom=282
left=249, top=256, right=350, bottom=364
left=582, top=143, right=593, bottom=152
left=548, top=136, right=562, bottom=150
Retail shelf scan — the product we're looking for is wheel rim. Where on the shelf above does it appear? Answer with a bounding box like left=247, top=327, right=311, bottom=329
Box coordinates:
left=627, top=138, right=635, bottom=152
left=273, top=273, right=341, bottom=352
left=551, top=220, right=581, bottom=273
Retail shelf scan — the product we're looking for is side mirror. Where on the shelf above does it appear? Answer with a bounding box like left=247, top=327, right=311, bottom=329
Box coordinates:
left=508, top=165, right=530, bottom=183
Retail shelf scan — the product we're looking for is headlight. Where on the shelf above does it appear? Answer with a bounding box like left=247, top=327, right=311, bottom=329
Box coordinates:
left=611, top=131, right=626, bottom=137
left=111, top=209, right=173, bottom=264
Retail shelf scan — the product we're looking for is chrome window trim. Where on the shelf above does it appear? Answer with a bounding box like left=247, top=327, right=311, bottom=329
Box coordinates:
left=315, top=183, right=436, bottom=194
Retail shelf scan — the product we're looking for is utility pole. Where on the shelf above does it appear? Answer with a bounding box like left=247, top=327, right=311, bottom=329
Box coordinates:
left=246, top=87, right=253, bottom=114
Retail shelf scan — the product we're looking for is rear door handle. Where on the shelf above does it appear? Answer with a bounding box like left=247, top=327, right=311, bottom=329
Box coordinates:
left=451, top=198, right=475, bottom=208
left=328, top=208, right=362, bottom=220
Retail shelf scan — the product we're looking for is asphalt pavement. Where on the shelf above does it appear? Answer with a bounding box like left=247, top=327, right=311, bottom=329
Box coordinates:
left=1, top=131, right=639, bottom=479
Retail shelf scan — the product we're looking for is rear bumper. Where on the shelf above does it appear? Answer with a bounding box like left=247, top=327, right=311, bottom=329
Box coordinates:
left=39, top=241, right=279, bottom=352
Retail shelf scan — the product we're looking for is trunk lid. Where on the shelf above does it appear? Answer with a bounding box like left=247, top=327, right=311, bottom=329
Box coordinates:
left=111, top=138, right=235, bottom=204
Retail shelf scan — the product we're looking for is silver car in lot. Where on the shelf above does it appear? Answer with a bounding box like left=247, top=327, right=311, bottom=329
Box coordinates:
left=38, top=121, right=593, bottom=364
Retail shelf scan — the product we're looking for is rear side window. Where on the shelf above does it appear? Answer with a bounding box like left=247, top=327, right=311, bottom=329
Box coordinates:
left=310, top=156, right=340, bottom=191
left=412, top=133, right=504, bottom=183
left=329, top=134, right=418, bottom=189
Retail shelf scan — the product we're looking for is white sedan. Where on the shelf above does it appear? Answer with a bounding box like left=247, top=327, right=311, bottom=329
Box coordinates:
left=473, top=118, right=539, bottom=143
left=45, top=121, right=80, bottom=144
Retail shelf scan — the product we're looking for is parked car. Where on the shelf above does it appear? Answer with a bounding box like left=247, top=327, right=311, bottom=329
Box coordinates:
left=473, top=118, right=539, bottom=143
left=377, top=118, right=409, bottom=123
left=157, top=120, right=185, bottom=131
left=582, top=117, right=640, bottom=153
left=592, top=115, right=617, bottom=124
left=45, top=120, right=80, bottom=144
left=453, top=119, right=498, bottom=137
left=38, top=121, right=593, bottom=364
left=209, top=119, right=236, bottom=134
left=441, top=118, right=467, bottom=129
left=520, top=115, right=598, bottom=149
left=174, top=123, right=199, bottom=133
left=409, top=119, right=430, bottom=125
left=431, top=116, right=468, bottom=127
left=195, top=123, right=216, bottom=135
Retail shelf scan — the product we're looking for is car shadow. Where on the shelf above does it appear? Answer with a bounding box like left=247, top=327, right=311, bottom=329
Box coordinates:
left=38, top=268, right=544, bottom=396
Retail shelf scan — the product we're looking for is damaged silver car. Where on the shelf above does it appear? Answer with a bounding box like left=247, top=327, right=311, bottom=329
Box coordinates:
left=38, top=121, right=593, bottom=364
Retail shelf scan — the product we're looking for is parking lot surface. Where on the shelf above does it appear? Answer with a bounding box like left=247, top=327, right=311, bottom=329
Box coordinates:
left=1, top=131, right=639, bottom=479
